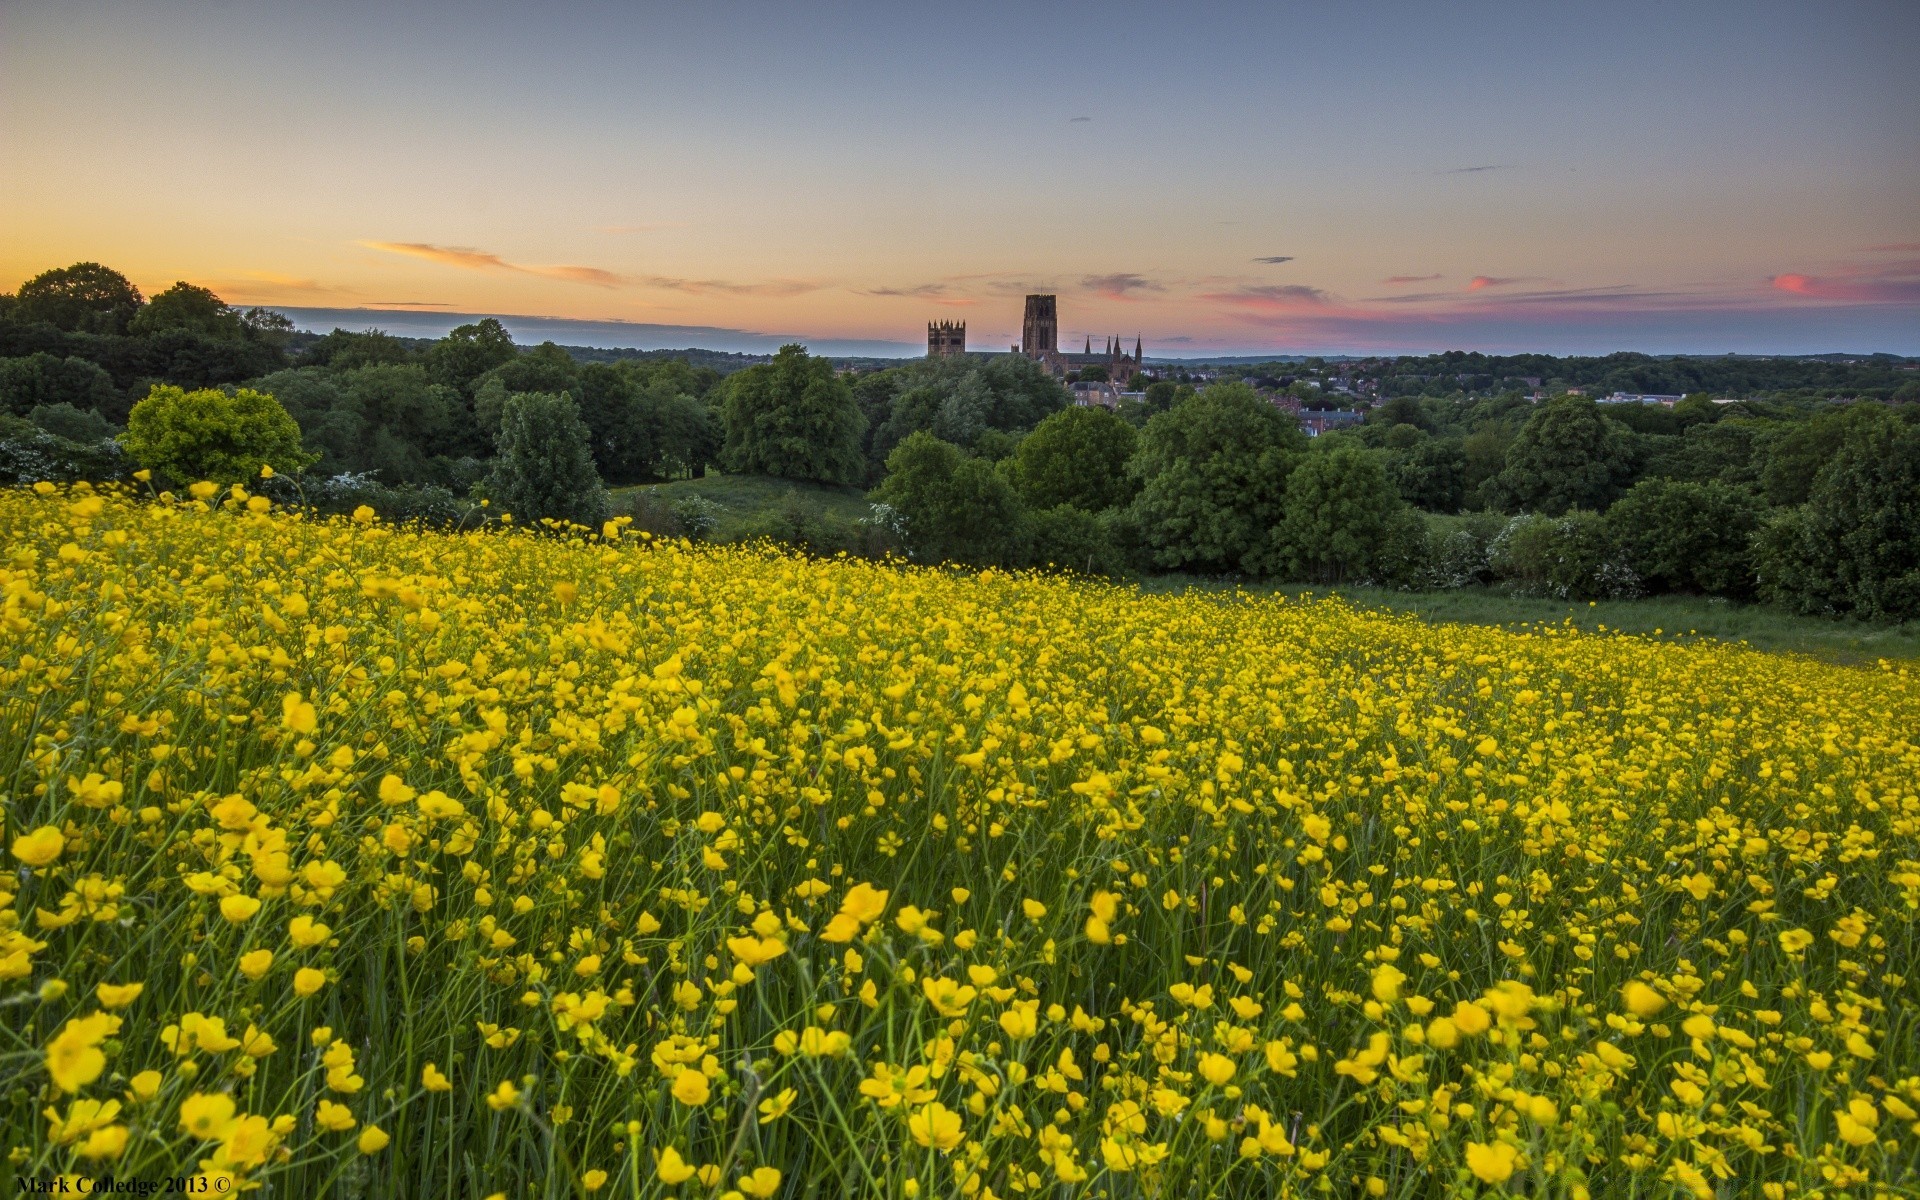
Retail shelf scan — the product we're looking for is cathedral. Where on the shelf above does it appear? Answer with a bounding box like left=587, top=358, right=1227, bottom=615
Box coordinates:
left=926, top=294, right=1142, bottom=381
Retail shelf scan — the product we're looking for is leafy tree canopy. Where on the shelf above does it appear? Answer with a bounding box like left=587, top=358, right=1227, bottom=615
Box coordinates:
left=1011, top=405, right=1138, bottom=512
left=720, top=344, right=865, bottom=485
left=13, top=262, right=143, bottom=334
left=120, top=384, right=315, bottom=485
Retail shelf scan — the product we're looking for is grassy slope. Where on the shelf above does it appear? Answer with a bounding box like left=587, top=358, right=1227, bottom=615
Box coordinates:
left=1142, top=577, right=1920, bottom=666
left=610, top=473, right=872, bottom=539
left=613, top=475, right=1917, bottom=666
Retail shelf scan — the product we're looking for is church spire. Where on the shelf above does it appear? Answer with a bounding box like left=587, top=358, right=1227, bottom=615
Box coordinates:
left=1084, top=335, right=1091, bottom=353
left=1134, top=334, right=1142, bottom=361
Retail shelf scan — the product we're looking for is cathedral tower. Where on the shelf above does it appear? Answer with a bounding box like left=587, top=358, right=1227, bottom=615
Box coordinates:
left=1021, top=295, right=1058, bottom=358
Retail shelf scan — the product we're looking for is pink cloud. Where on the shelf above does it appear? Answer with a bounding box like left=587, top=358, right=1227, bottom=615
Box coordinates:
left=1769, top=256, right=1920, bottom=303
left=1466, top=275, right=1522, bottom=291
left=1383, top=274, right=1442, bottom=285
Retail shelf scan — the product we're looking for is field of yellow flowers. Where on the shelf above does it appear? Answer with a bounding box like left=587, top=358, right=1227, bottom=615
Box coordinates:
left=3, top=481, right=1918, bottom=1199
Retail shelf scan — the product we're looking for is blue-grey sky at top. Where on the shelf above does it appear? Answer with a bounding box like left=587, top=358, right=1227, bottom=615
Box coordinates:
left=3, top=0, right=1916, bottom=353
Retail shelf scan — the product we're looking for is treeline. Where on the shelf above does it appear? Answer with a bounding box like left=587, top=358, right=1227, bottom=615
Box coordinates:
left=1203, top=349, right=1920, bottom=402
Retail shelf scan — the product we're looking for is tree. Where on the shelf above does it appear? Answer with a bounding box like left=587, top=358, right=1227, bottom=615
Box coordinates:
left=485, top=391, right=609, bottom=529
left=120, top=385, right=315, bottom=485
left=426, top=319, right=517, bottom=395
left=1756, top=402, right=1887, bottom=507
left=1011, top=405, right=1138, bottom=511
left=129, top=282, right=244, bottom=339
left=0, top=353, right=120, bottom=417
left=1606, top=478, right=1763, bottom=598
left=1386, top=437, right=1468, bottom=512
left=13, top=263, right=143, bottom=334
left=1485, top=396, right=1636, bottom=514
left=1127, top=382, right=1305, bottom=575
left=1756, top=418, right=1920, bottom=620
left=720, top=344, right=864, bottom=485
left=871, top=431, right=1022, bottom=565
left=1272, top=447, right=1406, bottom=583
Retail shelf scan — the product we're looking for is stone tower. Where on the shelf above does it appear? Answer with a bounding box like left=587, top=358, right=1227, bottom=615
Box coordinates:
left=1021, top=295, right=1058, bottom=358
left=927, top=320, right=966, bottom=358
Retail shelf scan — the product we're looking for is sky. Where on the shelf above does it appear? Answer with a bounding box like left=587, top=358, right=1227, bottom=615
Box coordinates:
left=3, top=0, right=1917, bottom=357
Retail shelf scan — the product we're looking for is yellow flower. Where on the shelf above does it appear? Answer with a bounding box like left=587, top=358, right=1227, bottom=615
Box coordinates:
left=289, top=915, right=332, bottom=949
left=357, top=1125, right=391, bottom=1154
left=1778, top=928, right=1814, bottom=954
left=821, top=882, right=889, bottom=943
left=1370, top=963, right=1405, bottom=1004
left=908, top=1101, right=964, bottom=1151
left=218, top=894, right=262, bottom=923
left=485, top=1080, right=521, bottom=1111
left=281, top=692, right=318, bottom=735
left=11, top=825, right=64, bottom=867
left=671, top=1069, right=711, bottom=1106
left=1464, top=1140, right=1518, bottom=1185
left=293, top=967, right=327, bottom=997
left=758, top=1087, right=796, bottom=1123
left=581, top=1169, right=608, bottom=1192
left=1022, top=898, right=1047, bottom=920
left=95, top=982, right=145, bottom=1009
left=179, top=1092, right=238, bottom=1141
left=422, top=1062, right=453, bottom=1092
left=737, top=1166, right=782, bottom=1198
left=656, top=1146, right=698, bottom=1185
left=1197, top=1052, right=1237, bottom=1086
left=238, top=949, right=274, bottom=980
left=1621, top=981, right=1666, bottom=1017
left=47, top=1012, right=121, bottom=1093
left=315, top=1099, right=356, bottom=1131
left=999, top=1004, right=1038, bottom=1041
left=1450, top=1000, right=1491, bottom=1035
left=127, top=1071, right=163, bottom=1102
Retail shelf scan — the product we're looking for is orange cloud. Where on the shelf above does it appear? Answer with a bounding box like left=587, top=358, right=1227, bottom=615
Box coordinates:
left=365, top=242, right=515, bottom=272
left=1466, top=275, right=1523, bottom=291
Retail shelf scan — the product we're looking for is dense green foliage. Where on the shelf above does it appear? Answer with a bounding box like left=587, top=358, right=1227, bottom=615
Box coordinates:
left=1128, top=383, right=1307, bottom=574
left=120, top=385, right=314, bottom=485
left=1010, top=405, right=1138, bottom=511
left=719, top=344, right=865, bottom=485
left=485, top=391, right=609, bottom=529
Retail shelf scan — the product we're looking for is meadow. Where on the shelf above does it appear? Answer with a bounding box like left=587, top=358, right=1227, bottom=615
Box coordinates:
left=3, top=480, right=1917, bottom=1198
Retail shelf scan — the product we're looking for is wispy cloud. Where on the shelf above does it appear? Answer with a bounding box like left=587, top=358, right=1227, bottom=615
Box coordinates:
left=1466, top=275, right=1527, bottom=291
left=1196, top=284, right=1335, bottom=312
left=1771, top=257, right=1920, bottom=304
left=1082, top=273, right=1164, bottom=301
left=1252, top=256, right=1295, bottom=265
left=1382, top=274, right=1442, bottom=285
left=1438, top=163, right=1513, bottom=175
left=362, top=240, right=819, bottom=296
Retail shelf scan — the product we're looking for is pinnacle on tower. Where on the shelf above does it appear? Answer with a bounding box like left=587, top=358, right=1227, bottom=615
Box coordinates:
left=1134, top=334, right=1142, bottom=361
left=1084, top=336, right=1091, bottom=354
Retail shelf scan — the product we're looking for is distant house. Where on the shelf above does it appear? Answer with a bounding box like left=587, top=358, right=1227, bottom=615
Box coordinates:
left=1601, top=392, right=1684, bottom=406
left=1069, top=380, right=1122, bottom=408
left=1298, top=407, right=1363, bottom=438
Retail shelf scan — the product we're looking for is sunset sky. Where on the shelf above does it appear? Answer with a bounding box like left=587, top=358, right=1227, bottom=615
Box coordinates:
left=4, top=0, right=1916, bottom=356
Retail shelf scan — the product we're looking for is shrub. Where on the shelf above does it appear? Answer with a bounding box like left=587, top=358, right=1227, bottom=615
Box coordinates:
left=1607, top=478, right=1763, bottom=598
left=484, top=391, right=609, bottom=530
left=119, top=384, right=315, bottom=485
left=1756, top=419, right=1920, bottom=620
left=1270, top=447, right=1405, bottom=583
left=1489, top=511, right=1641, bottom=600
left=1020, top=504, right=1127, bottom=577
left=0, top=413, right=128, bottom=484
left=1426, top=512, right=1508, bottom=589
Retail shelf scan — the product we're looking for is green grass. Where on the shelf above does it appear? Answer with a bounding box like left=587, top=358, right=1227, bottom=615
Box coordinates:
left=1141, top=577, right=1920, bottom=666
left=610, top=473, right=874, bottom=539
